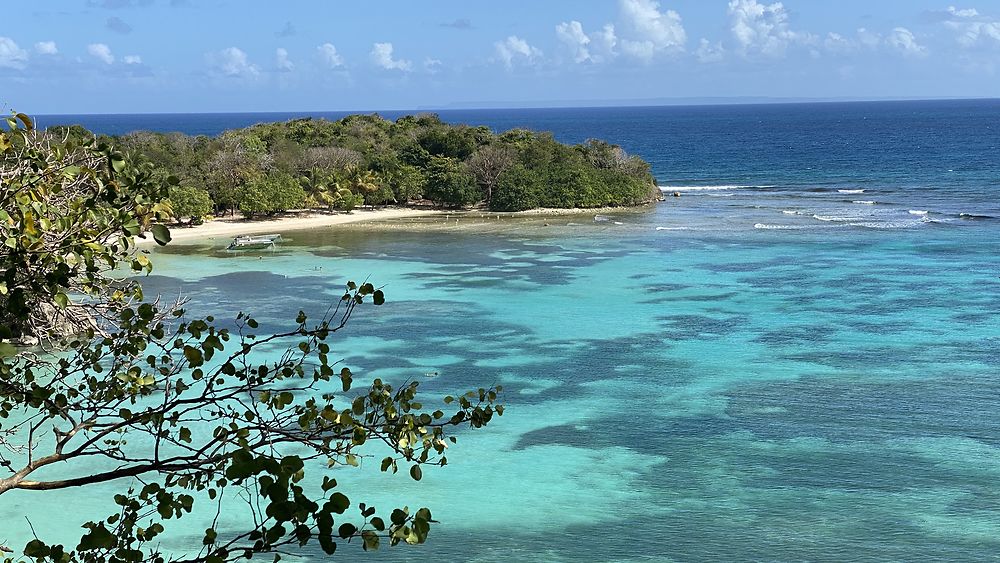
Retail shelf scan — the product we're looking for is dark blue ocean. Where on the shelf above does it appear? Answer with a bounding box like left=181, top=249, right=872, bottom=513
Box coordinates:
left=9, top=101, right=1000, bottom=561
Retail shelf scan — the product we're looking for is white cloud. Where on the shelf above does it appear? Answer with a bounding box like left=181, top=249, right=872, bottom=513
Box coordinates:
left=948, top=6, right=980, bottom=19
left=275, top=47, right=293, bottom=72
left=555, top=21, right=618, bottom=64
left=594, top=24, right=619, bottom=56
left=819, top=26, right=933, bottom=58
left=424, top=57, right=442, bottom=73
left=619, top=0, right=686, bottom=60
left=370, top=42, right=412, bottom=71
left=0, top=37, right=27, bottom=69
left=317, top=43, right=344, bottom=68
left=494, top=35, right=541, bottom=69
left=696, top=38, right=725, bottom=63
left=123, top=54, right=142, bottom=64
left=556, top=21, right=592, bottom=63
left=886, top=27, right=927, bottom=56
left=941, top=6, right=1000, bottom=47
left=856, top=27, right=882, bottom=49
left=88, top=43, right=115, bottom=64
left=823, top=32, right=856, bottom=55
left=728, top=0, right=814, bottom=57
left=207, top=47, right=259, bottom=77
left=34, top=41, right=58, bottom=55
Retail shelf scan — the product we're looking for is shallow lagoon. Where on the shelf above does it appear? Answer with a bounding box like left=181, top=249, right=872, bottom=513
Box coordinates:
left=11, top=193, right=998, bottom=561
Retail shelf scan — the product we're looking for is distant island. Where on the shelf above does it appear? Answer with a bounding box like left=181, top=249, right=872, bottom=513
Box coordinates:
left=50, top=114, right=661, bottom=222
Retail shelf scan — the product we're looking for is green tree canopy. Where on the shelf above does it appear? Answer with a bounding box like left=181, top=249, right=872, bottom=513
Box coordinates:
left=87, top=113, right=659, bottom=214
left=167, top=185, right=213, bottom=224
left=423, top=157, right=479, bottom=208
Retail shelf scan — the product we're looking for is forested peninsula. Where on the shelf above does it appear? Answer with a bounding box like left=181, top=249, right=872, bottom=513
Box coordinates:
left=53, top=114, right=661, bottom=220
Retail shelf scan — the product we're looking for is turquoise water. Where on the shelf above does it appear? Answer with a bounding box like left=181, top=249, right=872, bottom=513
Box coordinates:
left=7, top=101, right=1000, bottom=560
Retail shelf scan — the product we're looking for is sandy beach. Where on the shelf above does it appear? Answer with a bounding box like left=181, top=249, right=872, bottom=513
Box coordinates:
left=142, top=207, right=442, bottom=245
left=143, top=205, right=659, bottom=244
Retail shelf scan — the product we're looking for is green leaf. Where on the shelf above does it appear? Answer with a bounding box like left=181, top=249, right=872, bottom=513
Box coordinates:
left=77, top=524, right=116, bottom=550
left=24, top=540, right=50, bottom=558
left=329, top=492, right=349, bottom=514
left=54, top=292, right=69, bottom=309
left=337, top=523, right=357, bottom=539
left=410, top=464, right=422, bottom=481
left=373, top=290, right=385, bottom=306
left=151, top=224, right=171, bottom=246
left=0, top=342, right=16, bottom=358
left=15, top=113, right=33, bottom=131
left=319, top=534, right=337, bottom=555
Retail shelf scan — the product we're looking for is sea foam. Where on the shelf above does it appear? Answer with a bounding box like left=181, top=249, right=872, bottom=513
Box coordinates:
left=659, top=185, right=768, bottom=192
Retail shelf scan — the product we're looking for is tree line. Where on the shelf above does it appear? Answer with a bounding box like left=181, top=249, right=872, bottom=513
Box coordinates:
left=53, top=113, right=661, bottom=222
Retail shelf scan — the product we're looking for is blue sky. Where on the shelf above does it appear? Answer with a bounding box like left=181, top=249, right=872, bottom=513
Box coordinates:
left=3, top=0, right=1000, bottom=113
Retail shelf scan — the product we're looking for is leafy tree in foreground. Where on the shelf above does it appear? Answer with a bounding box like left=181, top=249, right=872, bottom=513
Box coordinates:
left=0, top=115, right=503, bottom=561
left=0, top=114, right=172, bottom=345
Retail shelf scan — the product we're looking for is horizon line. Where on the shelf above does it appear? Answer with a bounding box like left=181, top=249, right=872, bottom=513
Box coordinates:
left=30, top=95, right=1000, bottom=117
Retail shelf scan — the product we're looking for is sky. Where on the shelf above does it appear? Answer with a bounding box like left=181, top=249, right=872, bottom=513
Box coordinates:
left=3, top=0, right=1000, bottom=113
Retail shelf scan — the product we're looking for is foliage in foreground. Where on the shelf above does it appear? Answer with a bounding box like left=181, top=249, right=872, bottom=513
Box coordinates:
left=0, top=115, right=503, bottom=561
left=0, top=113, right=172, bottom=345
left=76, top=113, right=661, bottom=214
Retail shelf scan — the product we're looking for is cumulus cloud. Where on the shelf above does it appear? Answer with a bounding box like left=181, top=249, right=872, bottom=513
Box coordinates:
left=0, top=37, right=28, bottom=69
left=818, top=26, right=933, bottom=58
left=370, top=42, right=412, bottom=71
left=123, top=55, right=142, bottom=64
left=556, top=21, right=592, bottom=63
left=494, top=35, right=542, bottom=69
left=88, top=43, right=115, bottom=64
left=106, top=16, right=132, bottom=34
left=886, top=27, right=927, bottom=56
left=823, top=32, right=857, bottom=55
left=317, top=43, right=344, bottom=68
left=940, top=6, right=1000, bottom=47
left=424, top=57, right=442, bottom=73
left=207, top=47, right=259, bottom=77
left=619, top=0, right=686, bottom=60
left=728, top=0, right=814, bottom=57
left=556, top=21, right=618, bottom=64
left=856, top=27, right=883, bottom=49
left=275, top=48, right=293, bottom=72
left=696, top=38, right=725, bottom=63
left=594, top=24, right=619, bottom=55
left=34, top=41, right=58, bottom=55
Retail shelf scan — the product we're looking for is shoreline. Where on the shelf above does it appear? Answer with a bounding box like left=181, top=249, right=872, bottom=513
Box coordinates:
left=144, top=204, right=659, bottom=244
left=140, top=207, right=440, bottom=245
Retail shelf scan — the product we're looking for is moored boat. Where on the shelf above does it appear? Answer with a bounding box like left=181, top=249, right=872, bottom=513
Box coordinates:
left=227, top=234, right=282, bottom=251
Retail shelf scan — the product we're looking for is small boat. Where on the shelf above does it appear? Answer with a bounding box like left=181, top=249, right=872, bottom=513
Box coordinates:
left=227, top=234, right=282, bottom=251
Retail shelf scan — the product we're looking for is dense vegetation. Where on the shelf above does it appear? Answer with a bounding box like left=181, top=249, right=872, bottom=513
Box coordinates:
left=1, top=115, right=502, bottom=561
left=56, top=114, right=660, bottom=219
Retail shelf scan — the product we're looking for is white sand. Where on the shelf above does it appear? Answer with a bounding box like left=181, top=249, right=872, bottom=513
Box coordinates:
left=141, top=208, right=441, bottom=245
